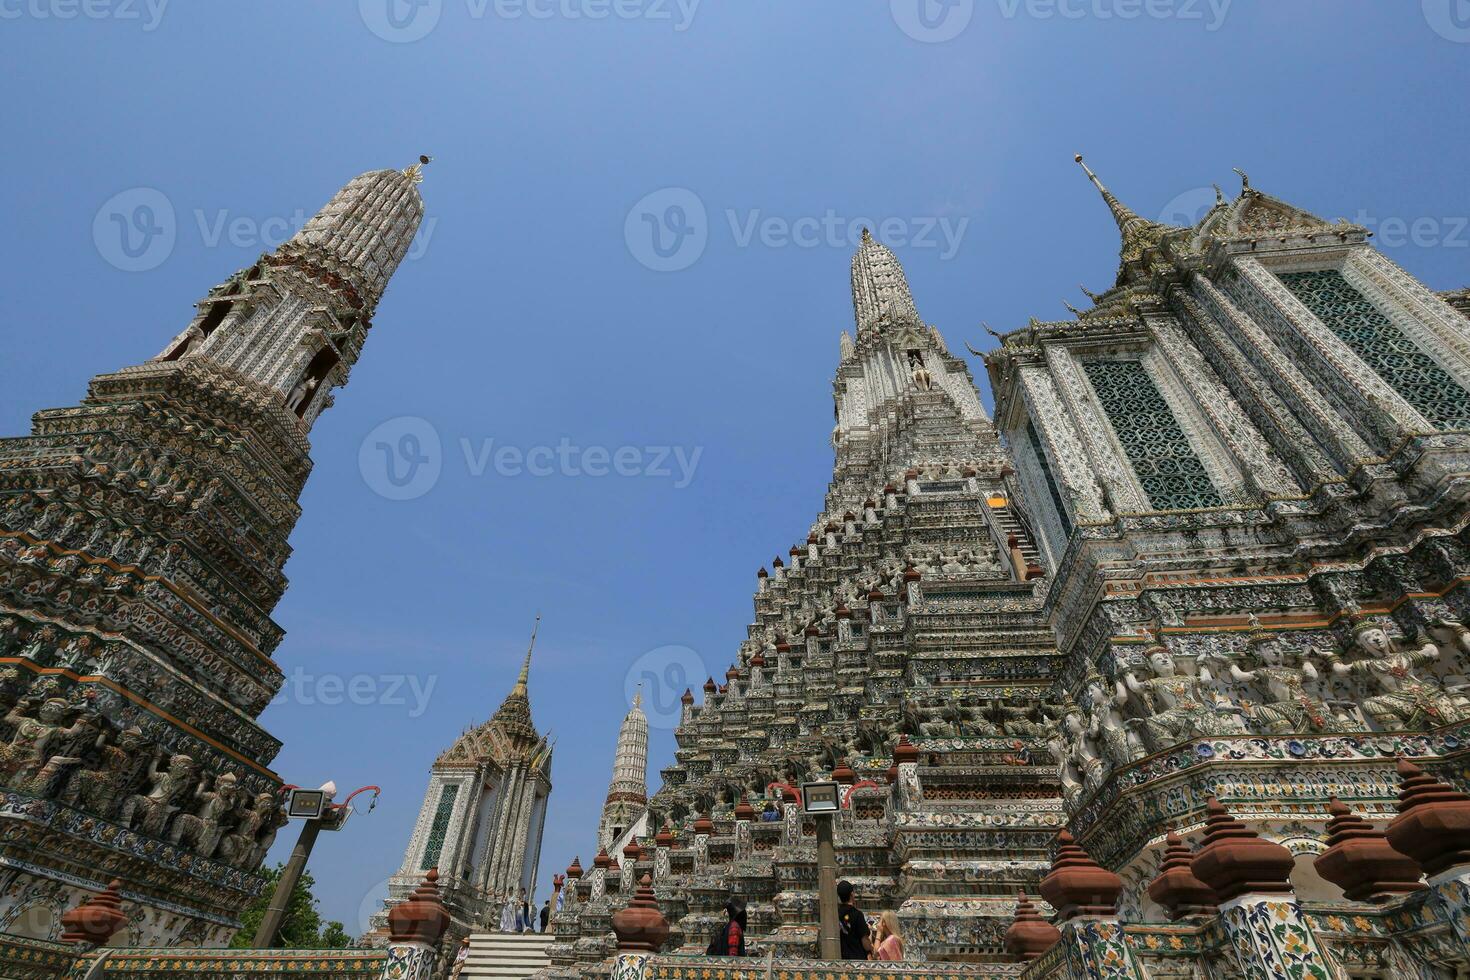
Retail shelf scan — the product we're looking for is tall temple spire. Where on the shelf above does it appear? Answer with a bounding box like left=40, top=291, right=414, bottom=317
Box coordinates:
left=851, top=226, right=923, bottom=336
left=152, top=161, right=427, bottom=430
left=1073, top=154, right=1173, bottom=270
left=491, top=616, right=541, bottom=739
left=599, top=685, right=650, bottom=850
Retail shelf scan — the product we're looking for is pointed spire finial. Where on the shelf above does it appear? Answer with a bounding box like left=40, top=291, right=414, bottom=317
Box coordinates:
left=403, top=154, right=433, bottom=184
left=515, top=614, right=540, bottom=689
left=861, top=226, right=872, bottom=242
left=1233, top=167, right=1251, bottom=192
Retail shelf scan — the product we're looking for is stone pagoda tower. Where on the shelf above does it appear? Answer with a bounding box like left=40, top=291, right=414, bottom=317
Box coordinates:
left=375, top=621, right=554, bottom=940
left=546, top=230, right=1063, bottom=970
left=598, top=690, right=649, bottom=852
left=0, top=161, right=427, bottom=944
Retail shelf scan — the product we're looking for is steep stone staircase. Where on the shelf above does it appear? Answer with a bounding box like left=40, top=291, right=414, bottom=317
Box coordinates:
left=461, top=931, right=555, bottom=980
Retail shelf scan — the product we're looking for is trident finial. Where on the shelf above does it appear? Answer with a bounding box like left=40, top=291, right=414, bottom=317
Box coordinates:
left=404, top=154, right=433, bottom=184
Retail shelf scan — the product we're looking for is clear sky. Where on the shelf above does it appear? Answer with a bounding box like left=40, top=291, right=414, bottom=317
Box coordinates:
left=1, top=0, right=1466, bottom=935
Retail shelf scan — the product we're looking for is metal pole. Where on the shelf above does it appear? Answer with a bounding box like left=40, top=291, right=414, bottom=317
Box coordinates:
left=815, top=814, right=839, bottom=960
left=253, top=817, right=322, bottom=948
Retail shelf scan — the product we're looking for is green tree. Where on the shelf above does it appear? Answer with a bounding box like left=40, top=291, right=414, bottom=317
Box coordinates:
left=230, top=864, right=352, bottom=949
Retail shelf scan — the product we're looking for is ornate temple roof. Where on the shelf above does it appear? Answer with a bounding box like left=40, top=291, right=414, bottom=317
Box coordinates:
left=435, top=617, right=550, bottom=770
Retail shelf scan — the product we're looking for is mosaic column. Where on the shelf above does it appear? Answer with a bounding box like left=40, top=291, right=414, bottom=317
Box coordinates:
left=1192, top=798, right=1333, bottom=980
left=1038, top=831, right=1145, bottom=979
left=384, top=869, right=450, bottom=980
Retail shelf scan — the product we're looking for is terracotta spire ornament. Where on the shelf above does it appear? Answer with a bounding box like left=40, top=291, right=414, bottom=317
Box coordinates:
left=1314, top=796, right=1423, bottom=902
left=1003, top=891, right=1060, bottom=961
left=611, top=874, right=670, bottom=953
left=60, top=879, right=128, bottom=946
left=1190, top=797, right=1295, bottom=903
left=1146, top=833, right=1220, bottom=920
left=1385, top=758, right=1470, bottom=879
left=1038, top=829, right=1122, bottom=920
left=387, top=868, right=451, bottom=946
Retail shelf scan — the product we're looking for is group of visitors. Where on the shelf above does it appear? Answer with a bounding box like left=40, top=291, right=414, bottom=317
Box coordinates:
left=491, top=890, right=553, bottom=933
left=707, top=880, right=903, bottom=961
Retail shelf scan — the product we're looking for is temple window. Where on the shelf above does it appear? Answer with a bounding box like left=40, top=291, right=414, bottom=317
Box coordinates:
left=1082, top=359, right=1223, bottom=511
left=1278, top=268, right=1470, bottom=429
left=420, top=783, right=459, bottom=870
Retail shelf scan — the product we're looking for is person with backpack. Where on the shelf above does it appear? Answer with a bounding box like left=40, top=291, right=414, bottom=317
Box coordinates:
left=706, top=896, right=747, bottom=956
left=836, top=880, right=869, bottom=960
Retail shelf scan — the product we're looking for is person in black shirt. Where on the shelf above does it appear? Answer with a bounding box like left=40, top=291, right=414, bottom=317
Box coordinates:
left=539, top=899, right=551, bottom=932
left=836, top=880, right=869, bottom=960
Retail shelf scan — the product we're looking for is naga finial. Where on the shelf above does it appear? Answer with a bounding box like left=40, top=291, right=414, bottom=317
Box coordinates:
left=1232, top=167, right=1250, bottom=192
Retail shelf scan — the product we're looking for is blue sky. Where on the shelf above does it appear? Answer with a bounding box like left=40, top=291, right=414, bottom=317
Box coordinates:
left=1, top=0, right=1467, bottom=934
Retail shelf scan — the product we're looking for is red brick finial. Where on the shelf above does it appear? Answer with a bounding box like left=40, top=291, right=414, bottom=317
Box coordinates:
left=611, top=874, right=669, bottom=953
left=1385, top=758, right=1470, bottom=878
left=387, top=868, right=451, bottom=946
left=623, top=840, right=644, bottom=863
left=594, top=847, right=614, bottom=870
left=831, top=757, right=857, bottom=785
left=693, top=812, right=715, bottom=835
left=566, top=856, right=584, bottom=879
left=60, top=879, right=128, bottom=946
left=734, top=799, right=756, bottom=821
left=1038, top=829, right=1122, bottom=920
left=1147, top=833, right=1219, bottom=920
left=1190, top=797, right=1295, bottom=903
left=1314, top=796, right=1423, bottom=902
left=1003, top=891, right=1060, bottom=961
left=655, top=823, right=676, bottom=848
left=893, top=735, right=920, bottom=766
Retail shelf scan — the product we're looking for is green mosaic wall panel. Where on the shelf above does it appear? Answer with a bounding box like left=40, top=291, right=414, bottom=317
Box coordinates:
left=1082, top=359, right=1223, bottom=512
left=1279, top=268, right=1470, bottom=429
left=420, top=783, right=459, bottom=870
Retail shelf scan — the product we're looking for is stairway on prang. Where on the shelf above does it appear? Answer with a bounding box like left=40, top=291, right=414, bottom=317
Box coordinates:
left=461, top=932, right=555, bottom=980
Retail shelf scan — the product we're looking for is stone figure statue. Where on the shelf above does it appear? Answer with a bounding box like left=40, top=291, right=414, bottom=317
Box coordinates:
left=0, top=697, right=97, bottom=795
left=170, top=771, right=241, bottom=858
left=61, top=725, right=150, bottom=817
left=1121, top=646, right=1245, bottom=752
left=220, top=790, right=285, bottom=869
left=121, top=752, right=199, bottom=838
left=1222, top=636, right=1334, bottom=735
left=285, top=375, right=319, bottom=414
left=1083, top=671, right=1145, bottom=768
left=1325, top=622, right=1470, bottom=731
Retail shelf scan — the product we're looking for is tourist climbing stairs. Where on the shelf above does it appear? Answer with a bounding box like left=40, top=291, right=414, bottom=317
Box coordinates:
left=460, top=931, right=555, bottom=980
